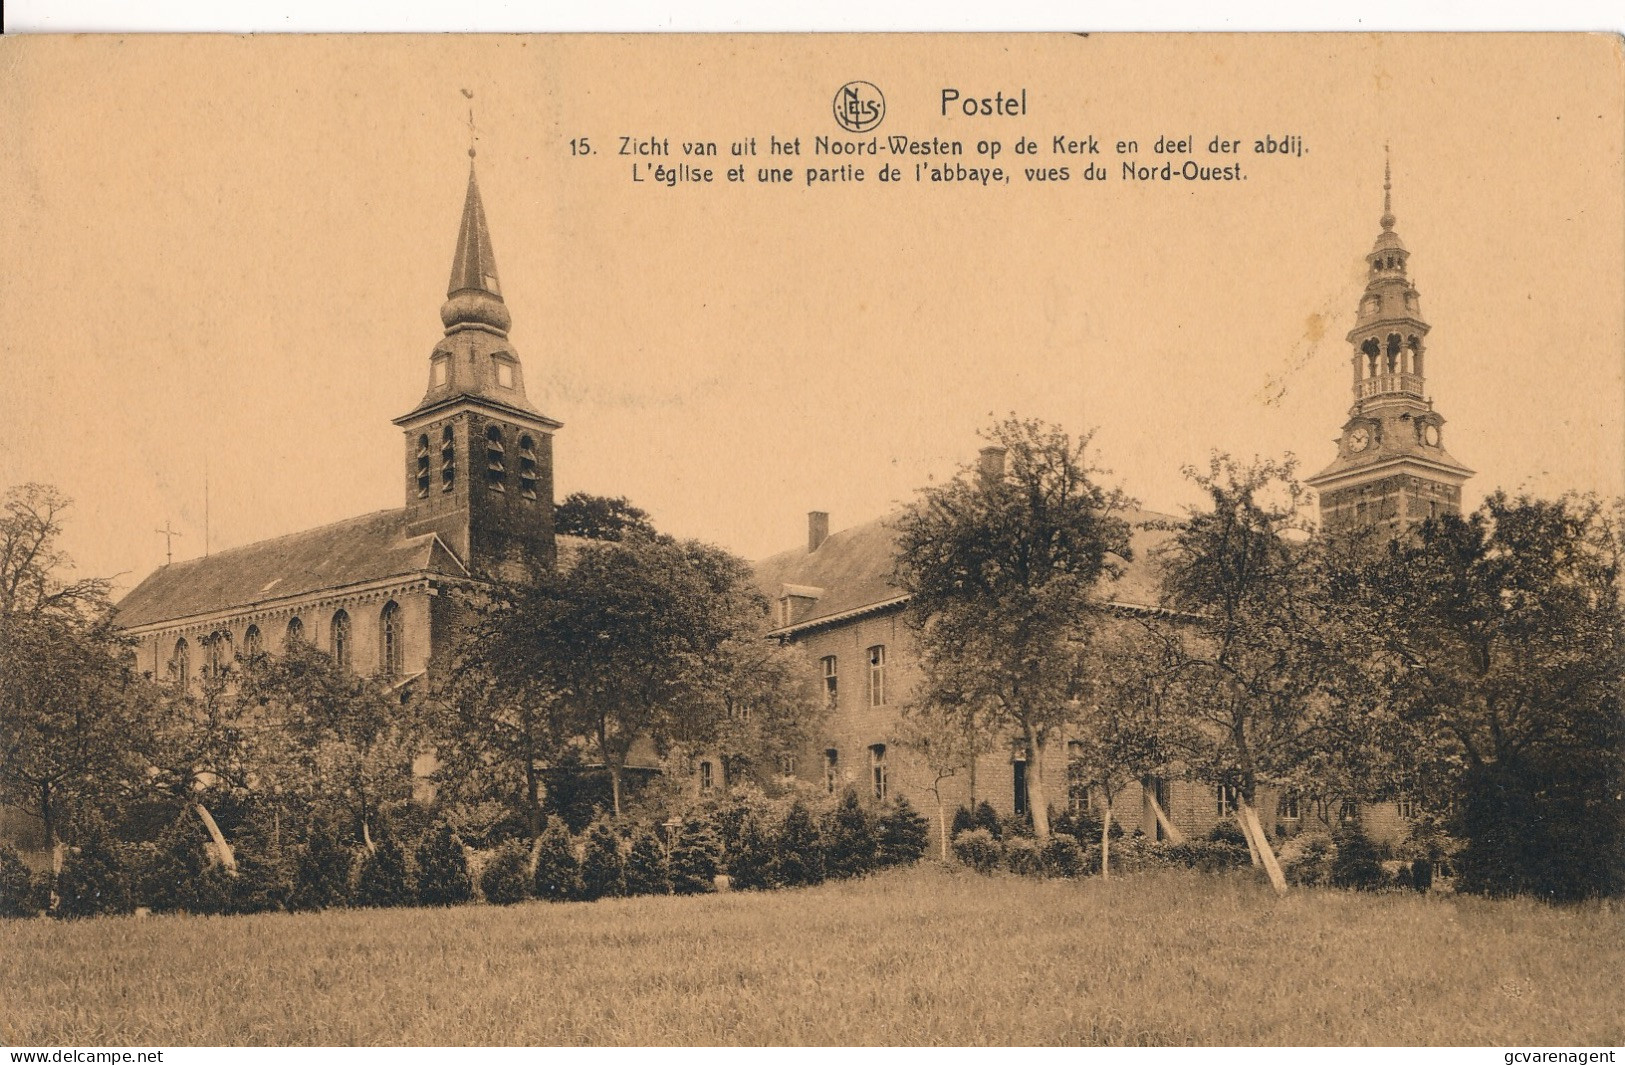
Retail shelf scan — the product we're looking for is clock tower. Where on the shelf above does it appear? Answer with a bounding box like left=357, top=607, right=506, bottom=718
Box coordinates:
left=1307, top=158, right=1473, bottom=534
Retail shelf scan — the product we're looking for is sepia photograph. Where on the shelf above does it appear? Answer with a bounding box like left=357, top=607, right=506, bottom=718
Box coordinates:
left=0, top=32, right=1621, bottom=1048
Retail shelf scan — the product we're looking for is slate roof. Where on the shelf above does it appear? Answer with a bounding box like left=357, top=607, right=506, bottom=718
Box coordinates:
left=753, top=508, right=1179, bottom=633
left=115, top=509, right=468, bottom=630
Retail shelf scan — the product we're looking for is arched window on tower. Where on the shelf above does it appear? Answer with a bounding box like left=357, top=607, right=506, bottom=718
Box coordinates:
left=380, top=601, right=402, bottom=678
left=331, top=610, right=352, bottom=671
left=1362, top=337, right=1380, bottom=379
left=1385, top=334, right=1402, bottom=374
left=416, top=434, right=431, bottom=498
left=485, top=425, right=506, bottom=491
left=440, top=425, right=456, bottom=492
left=243, top=624, right=263, bottom=661
left=286, top=615, right=304, bottom=647
left=172, top=638, right=191, bottom=689
left=518, top=435, right=539, bottom=500
left=1408, top=336, right=1424, bottom=378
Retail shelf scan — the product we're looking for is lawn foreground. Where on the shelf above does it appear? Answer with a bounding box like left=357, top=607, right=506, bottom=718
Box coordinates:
left=2, top=864, right=1619, bottom=1046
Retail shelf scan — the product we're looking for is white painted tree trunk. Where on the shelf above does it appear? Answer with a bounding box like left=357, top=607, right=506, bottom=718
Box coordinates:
left=192, top=803, right=237, bottom=873
left=1239, top=798, right=1288, bottom=894
left=362, top=820, right=375, bottom=855
left=1099, top=794, right=1112, bottom=882
left=1025, top=727, right=1050, bottom=840
left=1147, top=789, right=1185, bottom=844
left=936, top=796, right=949, bottom=861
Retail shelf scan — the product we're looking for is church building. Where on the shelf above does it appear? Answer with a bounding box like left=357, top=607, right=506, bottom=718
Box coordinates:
left=116, top=156, right=561, bottom=692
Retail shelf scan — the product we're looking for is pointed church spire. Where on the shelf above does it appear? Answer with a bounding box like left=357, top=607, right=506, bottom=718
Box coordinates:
left=440, top=157, right=512, bottom=336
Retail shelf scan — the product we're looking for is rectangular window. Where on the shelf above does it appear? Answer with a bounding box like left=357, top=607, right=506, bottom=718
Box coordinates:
left=777, top=753, right=798, bottom=778
left=1216, top=784, right=1239, bottom=818
left=1338, top=798, right=1359, bottom=823
left=496, top=360, right=515, bottom=389
left=822, top=655, right=838, bottom=709
left=870, top=744, right=888, bottom=802
left=1013, top=759, right=1028, bottom=816
left=1395, top=797, right=1417, bottom=819
left=431, top=356, right=448, bottom=387
left=699, top=761, right=714, bottom=793
left=823, top=749, right=838, bottom=794
left=867, top=645, right=887, bottom=708
left=1278, top=794, right=1301, bottom=821
left=1066, top=741, right=1087, bottom=812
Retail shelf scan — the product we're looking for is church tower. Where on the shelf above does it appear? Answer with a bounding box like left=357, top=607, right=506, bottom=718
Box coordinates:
left=393, top=153, right=562, bottom=580
left=1307, top=158, right=1473, bottom=534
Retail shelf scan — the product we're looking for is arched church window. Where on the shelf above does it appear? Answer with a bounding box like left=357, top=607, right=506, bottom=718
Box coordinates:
left=243, top=625, right=263, bottom=660
left=205, top=630, right=232, bottom=678
left=331, top=610, right=352, bottom=671
left=518, top=435, right=539, bottom=500
left=173, top=638, right=191, bottom=689
left=380, top=601, right=402, bottom=678
left=416, top=434, right=431, bottom=498
left=485, top=425, right=506, bottom=491
left=441, top=425, right=456, bottom=492
left=286, top=615, right=304, bottom=646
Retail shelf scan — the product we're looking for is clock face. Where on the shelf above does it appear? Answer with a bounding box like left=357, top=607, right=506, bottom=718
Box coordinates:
left=1349, top=427, right=1370, bottom=453
left=1423, top=424, right=1440, bottom=447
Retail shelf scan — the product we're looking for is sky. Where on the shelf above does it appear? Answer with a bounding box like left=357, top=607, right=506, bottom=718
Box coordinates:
left=1, top=34, right=1621, bottom=598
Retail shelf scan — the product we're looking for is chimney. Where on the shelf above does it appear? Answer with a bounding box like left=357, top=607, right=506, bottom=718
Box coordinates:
left=808, top=511, right=830, bottom=553
left=978, top=445, right=1008, bottom=480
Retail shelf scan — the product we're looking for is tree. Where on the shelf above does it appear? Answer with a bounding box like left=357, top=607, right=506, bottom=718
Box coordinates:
left=354, top=823, right=415, bottom=908
left=532, top=816, right=581, bottom=902
left=53, top=812, right=134, bottom=919
left=876, top=796, right=931, bottom=868
left=822, top=789, right=878, bottom=878
left=1153, top=454, right=1324, bottom=894
left=1325, top=492, right=1624, bottom=899
left=894, top=691, right=996, bottom=860
left=0, top=485, right=152, bottom=862
left=668, top=814, right=722, bottom=894
left=431, top=594, right=569, bottom=839
left=893, top=417, right=1133, bottom=840
left=623, top=827, right=670, bottom=896
left=578, top=816, right=626, bottom=901
left=474, top=533, right=796, bottom=817
left=289, top=816, right=353, bottom=911
left=238, top=643, right=424, bottom=849
left=414, top=821, right=474, bottom=907
left=773, top=800, right=825, bottom=887
left=554, top=492, right=657, bottom=542
left=1066, top=621, right=1180, bottom=880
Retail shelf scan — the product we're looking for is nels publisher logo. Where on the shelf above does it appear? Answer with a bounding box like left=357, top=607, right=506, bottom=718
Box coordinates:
left=833, top=81, right=885, bottom=133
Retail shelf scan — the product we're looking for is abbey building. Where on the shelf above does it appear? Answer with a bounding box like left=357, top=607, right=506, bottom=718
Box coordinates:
left=116, top=159, right=560, bottom=690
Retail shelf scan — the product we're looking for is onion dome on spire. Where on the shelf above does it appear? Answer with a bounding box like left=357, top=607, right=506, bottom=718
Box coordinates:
left=440, top=158, right=512, bottom=336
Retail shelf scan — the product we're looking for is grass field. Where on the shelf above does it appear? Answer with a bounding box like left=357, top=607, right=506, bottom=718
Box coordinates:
left=1, top=865, right=1619, bottom=1046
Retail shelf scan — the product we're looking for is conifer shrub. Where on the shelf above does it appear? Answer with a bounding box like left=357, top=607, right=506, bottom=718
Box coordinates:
left=355, top=826, right=416, bottom=908
left=822, top=790, right=878, bottom=879
left=725, top=811, right=776, bottom=890
left=950, top=805, right=976, bottom=839
left=623, top=827, right=670, bottom=896
left=772, top=801, right=825, bottom=887
left=952, top=828, right=1002, bottom=874
left=227, top=807, right=295, bottom=915
left=143, top=812, right=233, bottom=915
left=1040, top=833, right=1087, bottom=878
left=972, top=800, right=1002, bottom=839
left=1050, top=806, right=1100, bottom=843
left=414, top=821, right=473, bottom=907
left=669, top=814, right=723, bottom=895
left=1209, top=820, right=1250, bottom=847
left=1331, top=824, right=1384, bottom=891
left=290, top=818, right=354, bottom=912
left=1410, top=857, right=1434, bottom=892
left=479, top=839, right=532, bottom=905
left=578, top=817, right=626, bottom=901
left=1003, top=836, right=1043, bottom=877
left=874, top=797, right=930, bottom=868
left=54, top=815, right=134, bottom=919
left=532, top=817, right=581, bottom=902
left=0, top=844, right=41, bottom=918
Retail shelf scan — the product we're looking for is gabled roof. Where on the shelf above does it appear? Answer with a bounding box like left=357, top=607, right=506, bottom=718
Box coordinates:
left=116, top=509, right=468, bottom=630
left=753, top=508, right=1178, bottom=633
